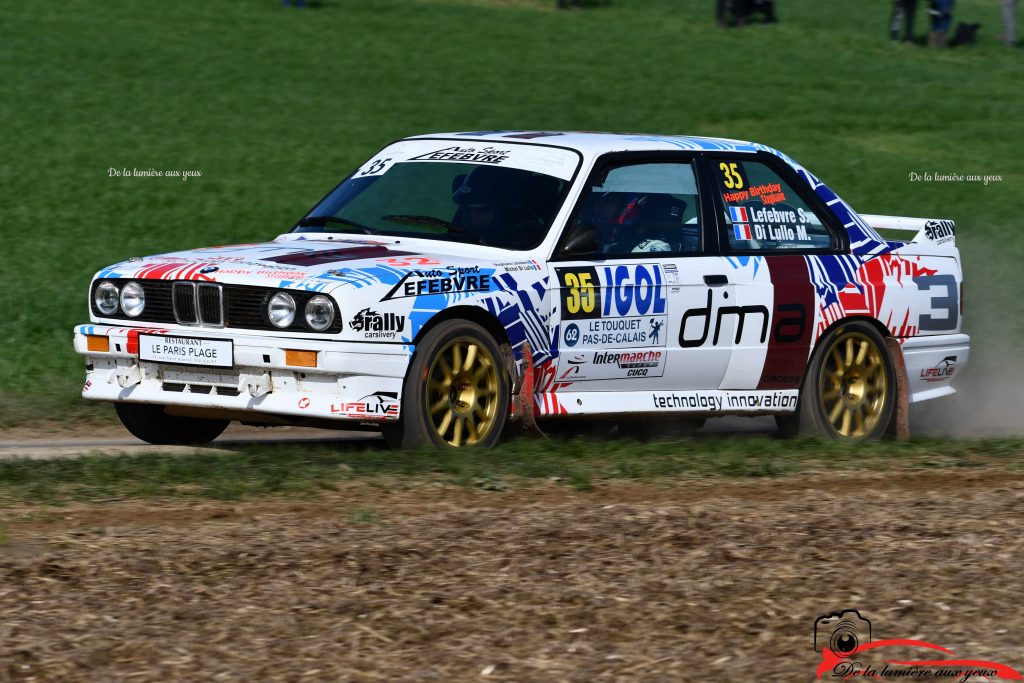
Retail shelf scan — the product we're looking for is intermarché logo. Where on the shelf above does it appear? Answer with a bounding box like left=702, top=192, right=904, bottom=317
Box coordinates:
left=813, top=610, right=1021, bottom=681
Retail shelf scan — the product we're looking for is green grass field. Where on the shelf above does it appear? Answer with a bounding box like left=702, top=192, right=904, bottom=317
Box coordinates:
left=2, top=436, right=1023, bottom=506
left=2, top=0, right=1021, bottom=425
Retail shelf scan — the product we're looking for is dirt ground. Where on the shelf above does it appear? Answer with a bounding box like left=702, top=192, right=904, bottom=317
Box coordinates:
left=1, top=468, right=1023, bottom=682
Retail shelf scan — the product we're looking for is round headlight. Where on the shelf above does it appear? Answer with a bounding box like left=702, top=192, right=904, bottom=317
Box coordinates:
left=120, top=281, right=146, bottom=318
left=267, top=292, right=296, bottom=328
left=94, top=281, right=120, bottom=316
left=304, top=295, right=335, bottom=332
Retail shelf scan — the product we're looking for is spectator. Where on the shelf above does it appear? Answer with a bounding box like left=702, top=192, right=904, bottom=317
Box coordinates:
left=1004, top=0, right=1018, bottom=45
left=929, top=0, right=954, bottom=46
left=716, top=0, right=731, bottom=26
left=750, top=0, right=778, bottom=23
left=717, top=0, right=776, bottom=27
left=890, top=0, right=919, bottom=42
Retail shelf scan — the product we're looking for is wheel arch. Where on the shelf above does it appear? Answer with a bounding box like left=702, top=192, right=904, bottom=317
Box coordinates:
left=809, top=315, right=892, bottom=358
left=394, top=305, right=515, bottom=449
left=412, top=305, right=510, bottom=348
left=798, top=314, right=895, bottom=392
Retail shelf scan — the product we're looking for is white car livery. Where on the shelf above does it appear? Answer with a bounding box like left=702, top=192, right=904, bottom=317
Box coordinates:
left=74, top=131, right=969, bottom=447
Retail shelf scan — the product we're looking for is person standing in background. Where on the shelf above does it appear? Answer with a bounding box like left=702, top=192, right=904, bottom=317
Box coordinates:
left=890, top=0, right=919, bottom=42
left=929, top=0, right=954, bottom=46
left=751, top=0, right=778, bottom=23
left=716, top=0, right=730, bottom=26
left=717, top=0, right=776, bottom=27
left=1004, top=0, right=1018, bottom=45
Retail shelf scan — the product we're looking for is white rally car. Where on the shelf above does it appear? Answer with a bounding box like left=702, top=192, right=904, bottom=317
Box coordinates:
left=74, top=131, right=969, bottom=447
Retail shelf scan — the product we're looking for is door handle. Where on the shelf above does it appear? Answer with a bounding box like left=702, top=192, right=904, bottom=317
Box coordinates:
left=703, top=274, right=729, bottom=286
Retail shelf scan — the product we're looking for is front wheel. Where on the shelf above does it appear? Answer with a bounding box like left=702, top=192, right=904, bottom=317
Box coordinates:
left=114, top=403, right=229, bottom=445
left=385, top=320, right=510, bottom=449
left=793, top=320, right=896, bottom=440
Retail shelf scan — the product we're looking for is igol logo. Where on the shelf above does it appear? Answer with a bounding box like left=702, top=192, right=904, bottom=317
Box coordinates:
left=557, top=265, right=666, bottom=321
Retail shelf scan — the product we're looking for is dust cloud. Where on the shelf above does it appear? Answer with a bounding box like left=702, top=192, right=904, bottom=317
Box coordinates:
left=912, top=240, right=1024, bottom=437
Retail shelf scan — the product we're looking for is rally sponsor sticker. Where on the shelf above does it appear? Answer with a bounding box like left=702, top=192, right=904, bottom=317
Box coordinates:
left=559, top=349, right=667, bottom=381
left=139, top=334, right=234, bottom=368
left=358, top=139, right=580, bottom=181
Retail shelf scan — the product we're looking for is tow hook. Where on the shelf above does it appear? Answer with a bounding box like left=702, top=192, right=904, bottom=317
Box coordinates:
left=244, top=373, right=273, bottom=398
left=112, top=364, right=142, bottom=388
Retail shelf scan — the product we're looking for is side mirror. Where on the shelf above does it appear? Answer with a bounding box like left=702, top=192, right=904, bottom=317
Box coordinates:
left=561, top=224, right=600, bottom=257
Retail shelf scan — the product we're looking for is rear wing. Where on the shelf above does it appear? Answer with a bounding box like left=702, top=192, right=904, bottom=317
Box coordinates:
left=859, top=214, right=957, bottom=248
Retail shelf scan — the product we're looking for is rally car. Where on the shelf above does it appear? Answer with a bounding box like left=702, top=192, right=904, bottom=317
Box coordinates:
left=74, top=131, right=969, bottom=447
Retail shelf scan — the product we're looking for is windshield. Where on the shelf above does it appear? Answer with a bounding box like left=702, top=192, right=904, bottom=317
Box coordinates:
left=294, top=140, right=580, bottom=250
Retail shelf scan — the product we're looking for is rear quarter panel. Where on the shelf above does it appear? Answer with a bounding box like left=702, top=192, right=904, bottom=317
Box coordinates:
left=808, top=245, right=962, bottom=341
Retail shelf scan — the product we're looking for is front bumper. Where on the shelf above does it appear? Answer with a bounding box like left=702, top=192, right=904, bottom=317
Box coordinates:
left=73, top=324, right=411, bottom=423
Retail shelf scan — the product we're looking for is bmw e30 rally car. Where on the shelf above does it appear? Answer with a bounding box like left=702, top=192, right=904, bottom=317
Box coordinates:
left=74, top=131, right=969, bottom=447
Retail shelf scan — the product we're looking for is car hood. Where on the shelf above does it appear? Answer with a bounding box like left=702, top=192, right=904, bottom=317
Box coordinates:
left=95, top=234, right=542, bottom=294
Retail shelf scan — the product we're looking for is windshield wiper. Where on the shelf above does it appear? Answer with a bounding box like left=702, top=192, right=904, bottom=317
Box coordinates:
left=381, top=214, right=486, bottom=245
left=296, top=215, right=380, bottom=235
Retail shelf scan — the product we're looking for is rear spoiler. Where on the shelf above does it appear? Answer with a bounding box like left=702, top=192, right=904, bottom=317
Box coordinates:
left=859, top=214, right=957, bottom=247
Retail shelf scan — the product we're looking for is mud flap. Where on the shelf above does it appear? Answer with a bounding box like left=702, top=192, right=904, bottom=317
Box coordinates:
left=884, top=337, right=910, bottom=440
left=505, top=341, right=544, bottom=438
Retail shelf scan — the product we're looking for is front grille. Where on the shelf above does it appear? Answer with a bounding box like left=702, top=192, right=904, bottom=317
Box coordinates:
left=223, top=285, right=270, bottom=329
left=90, top=280, right=342, bottom=334
left=197, top=283, right=223, bottom=326
left=172, top=283, right=224, bottom=327
left=172, top=282, right=198, bottom=324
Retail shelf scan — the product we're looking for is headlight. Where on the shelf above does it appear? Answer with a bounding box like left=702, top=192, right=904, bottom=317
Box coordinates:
left=94, top=281, right=120, bottom=316
left=304, top=295, right=335, bottom=331
left=120, top=281, right=145, bottom=318
left=267, top=292, right=296, bottom=328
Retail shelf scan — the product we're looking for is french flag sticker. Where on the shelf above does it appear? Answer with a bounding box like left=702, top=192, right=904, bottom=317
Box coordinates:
left=728, top=206, right=750, bottom=223
left=733, top=223, right=753, bottom=240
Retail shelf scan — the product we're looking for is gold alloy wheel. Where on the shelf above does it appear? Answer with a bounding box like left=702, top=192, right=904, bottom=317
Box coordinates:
left=818, top=331, right=888, bottom=438
left=424, top=338, right=500, bottom=447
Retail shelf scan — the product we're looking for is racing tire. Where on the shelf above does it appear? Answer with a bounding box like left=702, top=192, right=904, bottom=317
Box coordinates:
left=114, top=403, right=229, bottom=445
left=790, top=320, right=896, bottom=440
left=774, top=412, right=800, bottom=438
left=385, top=319, right=510, bottom=449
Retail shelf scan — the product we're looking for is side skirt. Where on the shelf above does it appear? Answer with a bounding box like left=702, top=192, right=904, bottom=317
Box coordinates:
left=535, top=388, right=799, bottom=418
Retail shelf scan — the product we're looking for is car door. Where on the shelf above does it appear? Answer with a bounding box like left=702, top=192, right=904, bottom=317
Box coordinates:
left=701, top=153, right=846, bottom=391
left=549, top=154, right=738, bottom=393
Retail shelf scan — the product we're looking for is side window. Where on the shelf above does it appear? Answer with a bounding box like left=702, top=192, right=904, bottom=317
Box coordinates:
left=711, top=159, right=837, bottom=252
left=566, top=162, right=702, bottom=258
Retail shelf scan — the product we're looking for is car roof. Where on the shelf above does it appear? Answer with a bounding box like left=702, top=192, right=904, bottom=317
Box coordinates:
left=405, top=130, right=771, bottom=157
left=404, top=130, right=895, bottom=257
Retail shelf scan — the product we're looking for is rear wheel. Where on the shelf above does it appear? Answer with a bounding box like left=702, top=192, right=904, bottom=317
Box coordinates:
left=792, top=320, right=895, bottom=440
left=385, top=320, right=509, bottom=449
left=114, top=403, right=229, bottom=445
